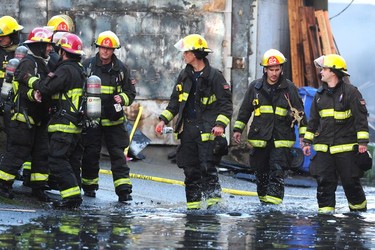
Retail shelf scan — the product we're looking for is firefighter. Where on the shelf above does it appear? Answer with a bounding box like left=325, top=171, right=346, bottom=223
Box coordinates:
left=31, top=14, right=76, bottom=190
left=302, top=54, right=369, bottom=214
left=47, top=14, right=75, bottom=70
left=232, top=49, right=307, bottom=205
left=22, top=15, right=77, bottom=189
left=47, top=14, right=75, bottom=33
left=155, top=34, right=233, bottom=210
left=0, top=16, right=23, bottom=153
left=28, top=33, right=85, bottom=209
left=81, top=30, right=136, bottom=202
left=0, top=27, right=53, bottom=201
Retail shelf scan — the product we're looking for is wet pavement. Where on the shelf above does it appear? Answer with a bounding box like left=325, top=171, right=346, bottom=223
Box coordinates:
left=1, top=145, right=375, bottom=249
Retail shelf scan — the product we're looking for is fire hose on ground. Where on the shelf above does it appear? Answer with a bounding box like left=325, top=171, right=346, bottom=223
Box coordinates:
left=99, top=169, right=258, bottom=197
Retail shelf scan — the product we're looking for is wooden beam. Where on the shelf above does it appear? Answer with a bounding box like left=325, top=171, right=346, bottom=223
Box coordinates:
left=299, top=6, right=315, bottom=87
left=315, top=10, right=332, bottom=55
left=288, top=0, right=304, bottom=87
left=323, top=10, right=337, bottom=54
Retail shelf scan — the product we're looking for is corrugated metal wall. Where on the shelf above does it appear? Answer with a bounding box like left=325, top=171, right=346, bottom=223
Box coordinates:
left=1, top=0, right=290, bottom=163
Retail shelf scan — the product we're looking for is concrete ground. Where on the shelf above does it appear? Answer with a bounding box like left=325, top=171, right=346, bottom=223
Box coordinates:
left=0, top=145, right=261, bottom=227
left=1, top=145, right=374, bottom=228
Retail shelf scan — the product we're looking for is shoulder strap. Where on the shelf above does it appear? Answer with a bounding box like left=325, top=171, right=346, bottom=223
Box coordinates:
left=85, top=57, right=95, bottom=76
left=22, top=56, right=38, bottom=76
left=317, top=86, right=324, bottom=94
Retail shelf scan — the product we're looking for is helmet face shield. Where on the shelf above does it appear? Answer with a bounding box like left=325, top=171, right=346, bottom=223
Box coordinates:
left=314, top=55, right=324, bottom=68
left=174, top=38, right=187, bottom=52
left=314, top=54, right=350, bottom=76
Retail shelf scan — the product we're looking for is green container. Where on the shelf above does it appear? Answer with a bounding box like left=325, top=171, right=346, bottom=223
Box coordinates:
left=363, top=143, right=375, bottom=184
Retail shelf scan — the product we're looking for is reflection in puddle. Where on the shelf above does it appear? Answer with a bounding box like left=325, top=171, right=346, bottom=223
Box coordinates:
left=1, top=206, right=375, bottom=249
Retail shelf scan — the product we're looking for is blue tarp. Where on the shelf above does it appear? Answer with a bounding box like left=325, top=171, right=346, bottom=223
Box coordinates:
left=294, top=86, right=318, bottom=173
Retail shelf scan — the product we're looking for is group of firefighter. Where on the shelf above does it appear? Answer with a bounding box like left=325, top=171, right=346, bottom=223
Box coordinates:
left=0, top=14, right=135, bottom=209
left=0, top=14, right=370, bottom=213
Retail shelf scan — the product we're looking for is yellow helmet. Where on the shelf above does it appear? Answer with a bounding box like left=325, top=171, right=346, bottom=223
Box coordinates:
left=0, top=16, right=23, bottom=37
left=260, top=49, right=287, bottom=66
left=47, top=14, right=75, bottom=33
left=95, top=30, right=120, bottom=49
left=314, top=54, right=350, bottom=76
left=174, top=34, right=212, bottom=53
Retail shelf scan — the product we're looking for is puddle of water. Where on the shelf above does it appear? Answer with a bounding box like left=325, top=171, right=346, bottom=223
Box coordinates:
left=1, top=205, right=375, bottom=249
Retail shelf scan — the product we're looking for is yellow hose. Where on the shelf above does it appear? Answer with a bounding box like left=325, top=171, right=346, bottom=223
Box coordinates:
left=124, top=105, right=143, bottom=156
left=99, top=169, right=258, bottom=197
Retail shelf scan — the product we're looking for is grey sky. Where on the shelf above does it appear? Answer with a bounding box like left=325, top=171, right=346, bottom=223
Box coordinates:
left=329, top=1, right=375, bottom=129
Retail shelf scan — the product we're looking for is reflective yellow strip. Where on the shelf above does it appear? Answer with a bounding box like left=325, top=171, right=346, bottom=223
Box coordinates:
left=313, top=144, right=328, bottom=152
left=234, top=120, right=246, bottom=130
left=216, top=114, right=230, bottom=126
left=334, top=110, right=352, bottom=119
left=62, top=88, right=83, bottom=111
left=112, top=227, right=131, bottom=235
left=48, top=123, right=81, bottom=133
left=22, top=161, right=32, bottom=170
left=28, top=76, right=39, bottom=88
left=187, top=201, right=201, bottom=210
left=349, top=200, right=367, bottom=210
left=299, top=126, right=307, bottom=135
left=176, top=83, right=182, bottom=91
left=101, top=117, right=124, bottom=126
left=0, top=170, right=16, bottom=181
left=0, top=70, right=4, bottom=78
left=274, top=140, right=295, bottom=148
left=274, top=107, right=287, bottom=116
left=161, top=110, right=174, bottom=122
left=329, top=143, right=357, bottom=154
left=13, top=80, right=19, bottom=94
left=248, top=139, right=267, bottom=148
left=319, top=108, right=352, bottom=120
left=119, top=93, right=130, bottom=106
left=27, top=89, right=34, bottom=101
left=12, top=113, right=36, bottom=125
left=357, top=131, right=369, bottom=140
left=201, top=94, right=217, bottom=105
left=319, top=109, right=334, bottom=117
left=318, top=206, right=335, bottom=214
left=60, top=225, right=80, bottom=235
left=304, top=131, right=315, bottom=141
left=201, top=133, right=215, bottom=142
left=101, top=85, right=116, bottom=94
left=259, top=195, right=283, bottom=205
left=82, top=177, right=99, bottom=186
left=60, top=186, right=81, bottom=199
left=259, top=105, right=273, bottom=114
left=114, top=178, right=132, bottom=188
left=181, top=92, right=189, bottom=102
left=30, top=173, right=48, bottom=182
left=206, top=197, right=222, bottom=206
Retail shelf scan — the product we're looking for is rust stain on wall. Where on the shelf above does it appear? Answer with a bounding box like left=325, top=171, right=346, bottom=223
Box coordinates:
left=203, top=0, right=226, bottom=12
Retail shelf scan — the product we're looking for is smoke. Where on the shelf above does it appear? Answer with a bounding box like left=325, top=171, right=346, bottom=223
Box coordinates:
left=329, top=2, right=375, bottom=133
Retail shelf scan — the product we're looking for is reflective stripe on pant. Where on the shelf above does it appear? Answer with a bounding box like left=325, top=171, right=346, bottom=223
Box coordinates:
left=82, top=123, right=132, bottom=195
left=309, top=151, right=367, bottom=211
left=49, top=132, right=82, bottom=199
left=0, top=120, right=49, bottom=188
left=176, top=122, right=221, bottom=205
left=250, top=143, right=290, bottom=204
